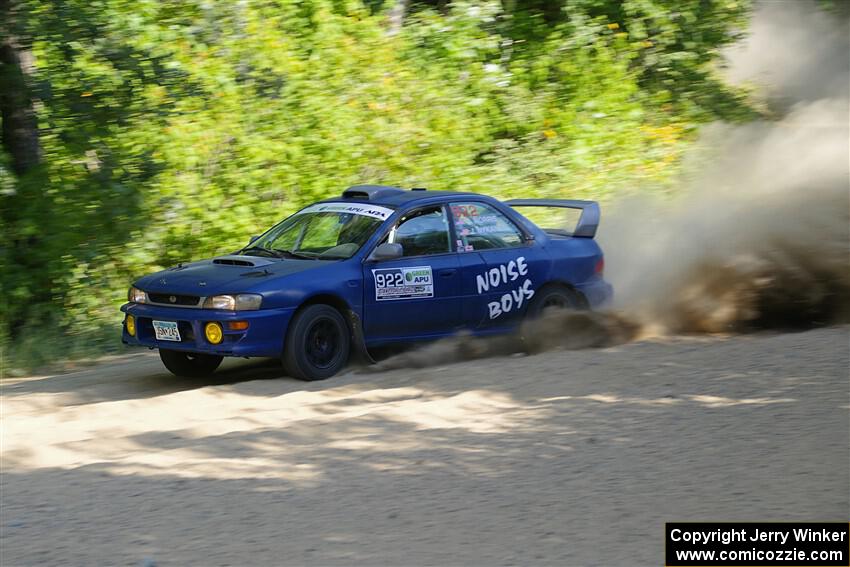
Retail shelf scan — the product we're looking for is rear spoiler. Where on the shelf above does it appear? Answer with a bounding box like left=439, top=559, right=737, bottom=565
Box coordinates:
left=504, top=199, right=600, bottom=238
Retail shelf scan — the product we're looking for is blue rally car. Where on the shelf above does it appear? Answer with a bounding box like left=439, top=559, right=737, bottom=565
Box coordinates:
left=122, top=186, right=612, bottom=380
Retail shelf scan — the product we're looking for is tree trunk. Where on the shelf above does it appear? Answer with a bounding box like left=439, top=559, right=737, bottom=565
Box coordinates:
left=0, top=0, right=41, bottom=175
left=387, top=0, right=409, bottom=36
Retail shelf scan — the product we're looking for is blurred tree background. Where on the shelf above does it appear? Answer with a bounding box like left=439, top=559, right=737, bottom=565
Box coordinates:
left=0, top=0, right=757, bottom=370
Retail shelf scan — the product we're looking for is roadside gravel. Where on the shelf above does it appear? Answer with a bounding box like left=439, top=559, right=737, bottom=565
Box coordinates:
left=1, top=327, right=848, bottom=566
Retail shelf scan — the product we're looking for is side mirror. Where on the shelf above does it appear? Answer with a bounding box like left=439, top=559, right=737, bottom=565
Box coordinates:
left=248, top=235, right=260, bottom=245
left=369, top=242, right=403, bottom=261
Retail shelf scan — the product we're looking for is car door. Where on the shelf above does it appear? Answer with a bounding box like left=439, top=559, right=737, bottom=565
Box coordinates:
left=449, top=201, right=547, bottom=330
left=362, top=204, right=463, bottom=343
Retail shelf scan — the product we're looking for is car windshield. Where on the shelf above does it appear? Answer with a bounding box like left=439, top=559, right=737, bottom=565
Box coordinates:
left=244, top=203, right=392, bottom=260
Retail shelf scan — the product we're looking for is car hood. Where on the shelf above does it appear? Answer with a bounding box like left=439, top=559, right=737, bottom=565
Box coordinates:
left=134, top=255, right=328, bottom=296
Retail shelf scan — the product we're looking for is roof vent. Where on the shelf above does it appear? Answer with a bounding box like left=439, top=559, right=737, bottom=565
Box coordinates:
left=411, top=187, right=427, bottom=191
left=342, top=185, right=406, bottom=201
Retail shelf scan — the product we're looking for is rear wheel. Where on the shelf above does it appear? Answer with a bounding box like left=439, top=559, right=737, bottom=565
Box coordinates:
left=283, top=304, right=351, bottom=381
left=159, top=349, right=223, bottom=378
left=527, top=285, right=579, bottom=319
left=521, top=285, right=583, bottom=353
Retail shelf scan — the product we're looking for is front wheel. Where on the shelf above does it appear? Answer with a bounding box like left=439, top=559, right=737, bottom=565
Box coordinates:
left=283, top=304, right=351, bottom=381
left=159, top=349, right=223, bottom=378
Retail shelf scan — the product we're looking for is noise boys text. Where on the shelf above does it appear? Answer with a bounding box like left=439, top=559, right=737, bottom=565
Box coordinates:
left=476, top=256, right=535, bottom=319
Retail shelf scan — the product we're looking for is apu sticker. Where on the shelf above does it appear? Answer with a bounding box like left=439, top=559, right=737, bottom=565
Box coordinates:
left=373, top=266, right=434, bottom=301
left=296, top=202, right=394, bottom=220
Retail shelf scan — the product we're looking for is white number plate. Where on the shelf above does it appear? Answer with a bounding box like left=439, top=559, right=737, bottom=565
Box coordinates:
left=372, top=266, right=434, bottom=301
left=153, top=320, right=181, bottom=342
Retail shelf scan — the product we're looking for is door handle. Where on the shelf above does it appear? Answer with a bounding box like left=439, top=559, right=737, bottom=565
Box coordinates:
left=439, top=269, right=457, bottom=277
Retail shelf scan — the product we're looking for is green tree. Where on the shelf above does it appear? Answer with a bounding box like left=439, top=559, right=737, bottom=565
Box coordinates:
left=0, top=0, right=756, bottom=369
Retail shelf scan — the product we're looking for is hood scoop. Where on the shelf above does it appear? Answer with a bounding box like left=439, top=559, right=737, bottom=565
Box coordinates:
left=212, top=255, right=274, bottom=267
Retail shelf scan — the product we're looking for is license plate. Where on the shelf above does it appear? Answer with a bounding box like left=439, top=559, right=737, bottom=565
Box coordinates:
left=153, top=320, right=181, bottom=342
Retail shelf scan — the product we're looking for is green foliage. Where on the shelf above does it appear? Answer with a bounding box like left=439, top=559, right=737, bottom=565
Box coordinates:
left=0, top=0, right=755, bottom=370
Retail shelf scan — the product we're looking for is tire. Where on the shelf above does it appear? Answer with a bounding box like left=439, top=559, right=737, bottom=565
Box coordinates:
left=526, top=285, right=579, bottom=319
left=283, top=304, right=351, bottom=381
left=159, top=349, right=223, bottom=378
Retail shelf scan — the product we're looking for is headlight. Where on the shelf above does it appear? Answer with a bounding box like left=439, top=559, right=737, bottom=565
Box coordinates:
left=128, top=286, right=147, bottom=303
left=202, top=294, right=262, bottom=311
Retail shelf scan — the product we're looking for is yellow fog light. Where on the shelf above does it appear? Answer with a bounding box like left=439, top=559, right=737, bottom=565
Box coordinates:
left=126, top=315, right=136, bottom=336
left=204, top=322, right=223, bottom=344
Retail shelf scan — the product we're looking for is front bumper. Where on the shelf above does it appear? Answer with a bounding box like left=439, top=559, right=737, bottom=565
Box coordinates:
left=120, top=302, right=296, bottom=357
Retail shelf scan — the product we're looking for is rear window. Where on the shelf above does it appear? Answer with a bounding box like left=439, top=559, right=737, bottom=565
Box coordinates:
left=509, top=205, right=582, bottom=236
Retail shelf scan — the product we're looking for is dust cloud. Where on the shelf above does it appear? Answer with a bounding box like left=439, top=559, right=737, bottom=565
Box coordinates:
left=602, top=99, right=849, bottom=334
left=370, top=311, right=640, bottom=372
left=601, top=0, right=849, bottom=334
left=368, top=1, right=849, bottom=371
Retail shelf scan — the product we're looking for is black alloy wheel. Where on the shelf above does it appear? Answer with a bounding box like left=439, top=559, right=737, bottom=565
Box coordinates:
left=283, top=304, right=351, bottom=381
left=527, top=286, right=579, bottom=319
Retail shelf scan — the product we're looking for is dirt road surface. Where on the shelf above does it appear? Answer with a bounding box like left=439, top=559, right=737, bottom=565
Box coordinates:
left=2, top=327, right=848, bottom=566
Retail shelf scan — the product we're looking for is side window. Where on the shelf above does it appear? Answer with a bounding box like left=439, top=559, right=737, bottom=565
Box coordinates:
left=450, top=202, right=524, bottom=251
left=385, top=206, right=452, bottom=257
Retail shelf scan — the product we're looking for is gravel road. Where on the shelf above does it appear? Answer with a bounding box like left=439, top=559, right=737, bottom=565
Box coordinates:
left=1, top=326, right=848, bottom=566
